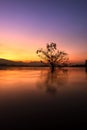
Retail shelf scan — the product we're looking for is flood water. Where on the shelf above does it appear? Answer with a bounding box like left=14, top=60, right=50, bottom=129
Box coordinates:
left=0, top=67, right=87, bottom=127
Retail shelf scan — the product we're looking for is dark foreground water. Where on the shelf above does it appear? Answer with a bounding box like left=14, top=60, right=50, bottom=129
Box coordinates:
left=0, top=67, right=87, bottom=127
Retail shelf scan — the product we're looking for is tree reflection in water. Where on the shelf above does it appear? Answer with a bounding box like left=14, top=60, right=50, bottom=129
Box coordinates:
left=37, top=68, right=68, bottom=95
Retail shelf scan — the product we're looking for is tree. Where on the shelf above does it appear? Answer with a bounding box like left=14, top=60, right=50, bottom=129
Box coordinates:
left=36, top=42, right=69, bottom=72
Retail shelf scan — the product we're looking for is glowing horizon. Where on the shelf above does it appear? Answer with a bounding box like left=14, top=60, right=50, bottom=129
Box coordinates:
left=0, top=0, right=87, bottom=63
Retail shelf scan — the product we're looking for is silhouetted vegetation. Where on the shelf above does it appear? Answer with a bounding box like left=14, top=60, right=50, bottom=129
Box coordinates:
left=0, top=58, right=87, bottom=69
left=71, top=64, right=85, bottom=67
left=85, top=68, right=87, bottom=73
left=85, top=60, right=87, bottom=67
left=36, top=42, right=69, bottom=72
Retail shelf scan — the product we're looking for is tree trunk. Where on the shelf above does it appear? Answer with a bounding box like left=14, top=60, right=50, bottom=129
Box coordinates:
left=50, top=63, right=55, bottom=73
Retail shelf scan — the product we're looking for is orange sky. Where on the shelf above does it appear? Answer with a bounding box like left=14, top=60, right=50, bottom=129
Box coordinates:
left=0, top=0, right=87, bottom=64
left=0, top=27, right=87, bottom=63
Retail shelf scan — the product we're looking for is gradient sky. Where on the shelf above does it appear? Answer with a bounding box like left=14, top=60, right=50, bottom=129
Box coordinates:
left=0, top=0, right=87, bottom=63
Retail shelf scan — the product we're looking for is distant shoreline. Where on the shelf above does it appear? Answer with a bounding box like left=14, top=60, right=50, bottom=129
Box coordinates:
left=0, top=58, right=87, bottom=68
left=0, top=65, right=86, bottom=67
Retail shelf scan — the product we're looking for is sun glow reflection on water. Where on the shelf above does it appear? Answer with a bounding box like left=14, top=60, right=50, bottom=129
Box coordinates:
left=0, top=67, right=87, bottom=126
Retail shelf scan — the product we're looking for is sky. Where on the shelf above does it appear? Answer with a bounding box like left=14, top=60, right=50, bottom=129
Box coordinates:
left=0, top=0, right=87, bottom=63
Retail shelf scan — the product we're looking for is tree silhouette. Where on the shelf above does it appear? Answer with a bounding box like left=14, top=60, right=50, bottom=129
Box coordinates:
left=85, top=60, right=87, bottom=67
left=36, top=42, right=69, bottom=72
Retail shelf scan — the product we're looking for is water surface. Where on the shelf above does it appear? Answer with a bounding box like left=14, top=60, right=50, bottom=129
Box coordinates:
left=0, top=67, right=87, bottom=127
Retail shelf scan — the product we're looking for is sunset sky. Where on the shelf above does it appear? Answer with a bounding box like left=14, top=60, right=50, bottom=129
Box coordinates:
left=0, top=0, right=87, bottom=63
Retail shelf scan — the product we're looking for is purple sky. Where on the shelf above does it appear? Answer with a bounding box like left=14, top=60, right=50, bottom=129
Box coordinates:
left=0, top=0, right=87, bottom=63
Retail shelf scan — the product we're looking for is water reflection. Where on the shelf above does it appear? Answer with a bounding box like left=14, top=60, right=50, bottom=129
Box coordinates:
left=0, top=67, right=87, bottom=127
left=37, top=68, right=68, bottom=95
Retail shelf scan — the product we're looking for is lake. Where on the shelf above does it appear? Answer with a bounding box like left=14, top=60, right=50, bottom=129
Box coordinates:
left=0, top=67, right=87, bottom=127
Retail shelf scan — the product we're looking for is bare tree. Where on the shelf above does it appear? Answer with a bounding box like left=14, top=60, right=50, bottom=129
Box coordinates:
left=36, top=42, right=69, bottom=72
